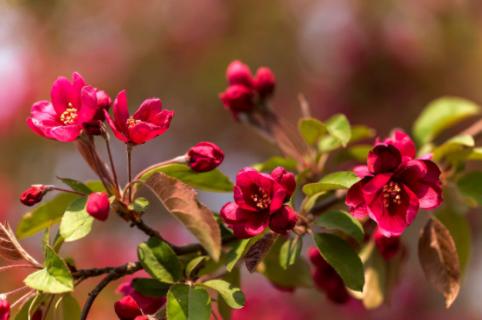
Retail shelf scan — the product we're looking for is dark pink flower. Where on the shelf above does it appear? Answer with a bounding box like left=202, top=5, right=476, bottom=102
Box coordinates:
left=308, top=247, right=350, bottom=304
left=220, top=167, right=298, bottom=238
left=20, top=185, right=50, bottom=206
left=373, top=228, right=401, bottom=260
left=27, top=72, right=99, bottom=142
left=270, top=167, right=296, bottom=200
left=83, top=89, right=113, bottom=135
left=219, top=84, right=255, bottom=116
left=114, top=295, right=142, bottom=320
left=254, top=67, right=276, bottom=98
left=0, top=298, right=9, bottom=320
left=117, top=280, right=165, bottom=315
left=226, top=60, right=254, bottom=88
left=346, top=130, right=442, bottom=236
left=187, top=142, right=224, bottom=172
left=104, top=90, right=174, bottom=145
left=86, top=192, right=110, bottom=221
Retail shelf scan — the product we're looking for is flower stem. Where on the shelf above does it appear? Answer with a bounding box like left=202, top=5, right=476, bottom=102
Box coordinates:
left=51, top=187, right=86, bottom=197
left=102, top=132, right=120, bottom=197
left=127, top=144, right=133, bottom=202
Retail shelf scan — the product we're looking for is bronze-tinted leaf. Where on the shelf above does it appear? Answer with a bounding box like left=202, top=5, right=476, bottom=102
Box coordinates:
left=0, top=223, right=41, bottom=267
left=418, top=218, right=460, bottom=308
left=143, top=173, right=221, bottom=260
left=244, top=233, right=277, bottom=273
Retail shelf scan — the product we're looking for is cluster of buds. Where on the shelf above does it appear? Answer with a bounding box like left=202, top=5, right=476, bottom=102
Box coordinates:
left=114, top=280, right=164, bottom=320
left=219, top=60, right=276, bottom=119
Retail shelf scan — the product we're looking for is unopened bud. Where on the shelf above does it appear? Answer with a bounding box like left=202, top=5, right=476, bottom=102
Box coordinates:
left=20, top=185, right=50, bottom=206
left=86, top=192, right=110, bottom=221
left=187, top=142, right=224, bottom=172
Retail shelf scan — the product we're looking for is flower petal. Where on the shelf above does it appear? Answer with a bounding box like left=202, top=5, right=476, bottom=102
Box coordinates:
left=346, top=177, right=370, bottom=218
left=361, top=173, right=392, bottom=205
left=269, top=205, right=298, bottom=234
left=220, top=202, right=268, bottom=238
left=133, top=98, right=163, bottom=122
left=386, top=129, right=416, bottom=159
left=353, top=165, right=370, bottom=178
left=113, top=90, right=130, bottom=132
left=367, top=144, right=401, bottom=174
left=77, top=86, right=99, bottom=123
left=104, top=109, right=129, bottom=143
left=127, top=121, right=170, bottom=145
left=50, top=76, right=73, bottom=114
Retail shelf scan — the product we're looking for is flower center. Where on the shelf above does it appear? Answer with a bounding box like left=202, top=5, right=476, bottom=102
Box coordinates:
left=126, top=117, right=140, bottom=128
left=383, top=181, right=402, bottom=208
left=59, top=103, right=78, bottom=125
left=251, top=189, right=271, bottom=210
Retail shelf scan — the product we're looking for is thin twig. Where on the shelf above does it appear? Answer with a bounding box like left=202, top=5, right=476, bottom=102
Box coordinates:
left=127, top=144, right=133, bottom=202
left=102, top=132, right=120, bottom=197
left=50, top=187, right=86, bottom=197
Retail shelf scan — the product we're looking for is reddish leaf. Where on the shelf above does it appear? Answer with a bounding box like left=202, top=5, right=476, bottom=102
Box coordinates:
left=418, top=218, right=461, bottom=308
left=244, top=233, right=277, bottom=273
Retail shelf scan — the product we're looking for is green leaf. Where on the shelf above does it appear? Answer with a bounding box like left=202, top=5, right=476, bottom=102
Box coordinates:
left=261, top=238, right=312, bottom=288
left=357, top=242, right=387, bottom=309
left=413, top=97, right=480, bottom=145
left=59, top=198, right=94, bottom=242
left=140, top=173, right=222, bottom=260
left=131, top=197, right=150, bottom=213
left=457, top=171, right=482, bottom=206
left=16, top=181, right=104, bottom=239
left=24, top=246, right=73, bottom=294
left=224, top=237, right=260, bottom=272
left=468, top=147, right=482, bottom=161
left=139, top=163, right=233, bottom=192
left=337, top=145, right=371, bottom=163
left=317, top=210, right=364, bottom=243
left=349, top=125, right=375, bottom=144
left=279, top=237, right=302, bottom=270
left=167, top=284, right=211, bottom=320
left=138, top=237, right=182, bottom=284
left=57, top=294, right=81, bottom=320
left=132, top=278, right=170, bottom=297
left=298, top=118, right=326, bottom=145
left=436, top=208, right=471, bottom=273
left=251, top=156, right=297, bottom=172
left=185, top=256, right=208, bottom=278
left=57, top=177, right=92, bottom=194
left=327, top=114, right=351, bottom=146
left=432, top=135, right=474, bottom=162
left=202, top=279, right=245, bottom=309
left=303, top=171, right=360, bottom=196
left=313, top=233, right=364, bottom=291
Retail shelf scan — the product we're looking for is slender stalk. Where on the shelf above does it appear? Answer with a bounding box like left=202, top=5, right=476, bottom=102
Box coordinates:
left=2, top=286, right=29, bottom=297
left=103, top=132, right=120, bottom=197
left=10, top=290, right=35, bottom=309
left=127, top=144, right=133, bottom=202
left=50, top=187, right=86, bottom=197
left=0, top=264, right=37, bottom=273
left=132, top=155, right=187, bottom=182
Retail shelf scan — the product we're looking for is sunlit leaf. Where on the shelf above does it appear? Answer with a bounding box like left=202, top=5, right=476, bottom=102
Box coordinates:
left=303, top=171, right=359, bottom=196
left=298, top=117, right=326, bottom=145
left=138, top=237, right=182, bottom=284
left=279, top=236, right=302, bottom=270
left=59, top=198, right=94, bottom=242
left=167, top=284, right=211, bottom=320
left=252, top=156, right=297, bottom=172
left=202, top=279, right=245, bottom=309
left=316, top=210, right=364, bottom=243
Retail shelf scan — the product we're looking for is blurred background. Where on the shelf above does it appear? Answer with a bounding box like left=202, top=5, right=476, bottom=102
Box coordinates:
left=2, top=0, right=482, bottom=318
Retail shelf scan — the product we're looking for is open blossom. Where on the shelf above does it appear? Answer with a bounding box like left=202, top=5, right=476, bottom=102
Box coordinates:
left=346, top=130, right=442, bottom=236
left=187, top=142, right=224, bottom=172
left=219, top=60, right=277, bottom=118
left=220, top=167, right=298, bottom=238
left=104, top=90, right=174, bottom=145
left=117, top=279, right=165, bottom=315
left=27, top=72, right=100, bottom=142
left=20, top=185, right=50, bottom=206
left=308, top=247, right=350, bottom=304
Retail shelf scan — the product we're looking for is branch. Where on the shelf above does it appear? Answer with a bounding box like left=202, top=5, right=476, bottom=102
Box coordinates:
left=310, top=190, right=347, bottom=216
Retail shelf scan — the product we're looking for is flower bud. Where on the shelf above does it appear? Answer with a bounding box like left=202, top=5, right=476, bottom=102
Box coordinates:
left=86, top=192, right=110, bottom=221
left=0, top=297, right=10, bottom=320
left=269, top=206, right=298, bottom=234
left=114, top=296, right=142, bottom=320
left=271, top=167, right=296, bottom=199
left=219, top=84, right=255, bottom=115
left=374, top=229, right=400, bottom=260
left=187, top=142, right=224, bottom=172
left=96, top=90, right=112, bottom=111
left=254, top=67, right=276, bottom=98
left=226, top=60, right=253, bottom=87
left=20, top=185, right=49, bottom=206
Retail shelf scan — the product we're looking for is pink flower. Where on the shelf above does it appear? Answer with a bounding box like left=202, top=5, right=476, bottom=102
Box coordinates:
left=308, top=247, right=350, bottom=304
left=187, top=142, right=224, bottom=172
left=114, top=296, right=142, bottom=320
left=346, top=130, right=442, bottom=236
left=219, top=84, right=255, bottom=116
left=104, top=91, right=174, bottom=145
left=373, top=228, right=401, bottom=260
left=254, top=67, right=276, bottom=98
left=27, top=72, right=99, bottom=142
left=117, top=280, right=165, bottom=315
left=84, top=89, right=112, bottom=135
left=220, top=167, right=298, bottom=238
left=86, top=192, right=110, bottom=221
left=271, top=167, right=296, bottom=200
left=0, top=298, right=9, bottom=320
left=20, top=185, right=50, bottom=206
left=226, top=60, right=253, bottom=88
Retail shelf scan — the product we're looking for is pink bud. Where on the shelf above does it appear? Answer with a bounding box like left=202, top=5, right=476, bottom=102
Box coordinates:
left=96, top=90, right=112, bottom=110
left=269, top=205, right=298, bottom=234
left=86, top=192, right=110, bottom=221
left=20, top=185, right=49, bottom=206
left=219, top=84, right=255, bottom=115
left=114, top=296, right=142, bottom=320
left=226, top=60, right=253, bottom=87
left=374, top=229, right=400, bottom=260
left=254, top=67, right=276, bottom=98
left=187, top=142, right=224, bottom=172
left=271, top=167, right=296, bottom=199
left=0, top=298, right=10, bottom=320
